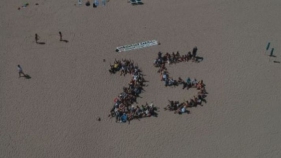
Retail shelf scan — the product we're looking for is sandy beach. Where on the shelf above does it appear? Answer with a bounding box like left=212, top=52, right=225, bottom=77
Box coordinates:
left=1, top=0, right=281, bottom=157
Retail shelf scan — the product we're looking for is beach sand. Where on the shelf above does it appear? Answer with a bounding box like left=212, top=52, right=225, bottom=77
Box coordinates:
left=1, top=0, right=281, bottom=157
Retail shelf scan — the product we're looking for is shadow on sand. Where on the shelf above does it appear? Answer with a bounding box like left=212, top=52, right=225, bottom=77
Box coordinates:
left=61, top=40, right=69, bottom=43
left=37, top=42, right=46, bottom=45
left=24, top=74, right=31, bottom=79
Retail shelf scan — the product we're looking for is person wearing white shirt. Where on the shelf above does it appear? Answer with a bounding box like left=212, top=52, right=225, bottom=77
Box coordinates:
left=17, top=65, right=26, bottom=78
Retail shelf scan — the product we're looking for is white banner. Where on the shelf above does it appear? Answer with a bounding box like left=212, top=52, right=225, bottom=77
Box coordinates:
left=116, top=40, right=158, bottom=52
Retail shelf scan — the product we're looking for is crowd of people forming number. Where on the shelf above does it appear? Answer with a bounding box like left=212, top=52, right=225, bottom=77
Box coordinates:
left=106, top=47, right=208, bottom=122
left=153, top=47, right=208, bottom=114
left=108, top=59, right=158, bottom=123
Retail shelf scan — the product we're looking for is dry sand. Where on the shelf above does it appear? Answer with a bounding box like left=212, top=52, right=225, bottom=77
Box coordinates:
left=1, top=0, right=281, bottom=157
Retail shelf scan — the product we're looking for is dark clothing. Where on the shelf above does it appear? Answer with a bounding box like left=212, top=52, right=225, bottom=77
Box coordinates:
left=192, top=47, right=197, bottom=57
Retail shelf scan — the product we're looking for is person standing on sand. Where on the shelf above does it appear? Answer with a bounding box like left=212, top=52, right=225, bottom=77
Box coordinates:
left=17, top=65, right=26, bottom=77
left=59, top=31, right=62, bottom=41
left=35, top=33, right=39, bottom=43
left=192, top=47, right=197, bottom=58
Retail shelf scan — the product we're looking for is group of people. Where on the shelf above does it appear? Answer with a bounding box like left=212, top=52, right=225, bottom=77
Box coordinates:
left=153, top=47, right=204, bottom=88
left=153, top=47, right=200, bottom=67
left=107, top=48, right=207, bottom=121
left=109, top=59, right=139, bottom=76
left=164, top=89, right=208, bottom=114
left=162, top=76, right=208, bottom=115
left=108, top=59, right=158, bottom=123
left=152, top=48, right=208, bottom=114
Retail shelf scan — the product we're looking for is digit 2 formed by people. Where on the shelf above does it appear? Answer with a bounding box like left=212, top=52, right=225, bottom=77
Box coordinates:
left=108, top=59, right=158, bottom=123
